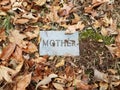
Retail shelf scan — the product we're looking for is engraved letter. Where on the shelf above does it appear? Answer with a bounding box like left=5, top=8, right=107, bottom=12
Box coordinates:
left=43, top=40, right=48, bottom=46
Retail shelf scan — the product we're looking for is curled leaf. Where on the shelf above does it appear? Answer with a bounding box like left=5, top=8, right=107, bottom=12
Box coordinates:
left=36, top=73, right=58, bottom=90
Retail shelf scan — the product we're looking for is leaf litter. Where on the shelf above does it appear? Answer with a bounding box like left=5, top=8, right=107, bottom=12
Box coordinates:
left=0, top=0, right=120, bottom=90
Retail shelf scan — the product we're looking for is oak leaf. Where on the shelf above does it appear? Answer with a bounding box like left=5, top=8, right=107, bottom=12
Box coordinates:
left=9, top=30, right=28, bottom=48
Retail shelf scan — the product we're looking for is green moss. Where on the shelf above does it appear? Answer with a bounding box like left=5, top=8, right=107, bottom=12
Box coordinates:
left=80, top=29, right=114, bottom=45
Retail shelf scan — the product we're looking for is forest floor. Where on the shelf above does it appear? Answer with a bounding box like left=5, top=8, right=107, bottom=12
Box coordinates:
left=0, top=0, right=120, bottom=90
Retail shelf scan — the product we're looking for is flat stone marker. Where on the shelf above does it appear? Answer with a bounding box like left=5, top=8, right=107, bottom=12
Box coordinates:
left=39, top=31, right=79, bottom=56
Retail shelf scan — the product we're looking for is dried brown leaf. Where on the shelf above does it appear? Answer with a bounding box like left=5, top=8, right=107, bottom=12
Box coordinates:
left=24, top=26, right=39, bottom=39
left=0, top=0, right=10, bottom=5
left=58, top=2, right=74, bottom=17
left=0, top=65, right=16, bottom=82
left=9, top=30, right=28, bottom=48
left=107, top=69, right=117, bottom=74
left=71, top=13, right=80, bottom=24
left=0, top=43, right=16, bottom=60
left=52, top=83, right=64, bottom=90
left=34, top=0, right=46, bottom=6
left=66, top=21, right=84, bottom=33
left=13, top=73, right=32, bottom=90
left=23, top=42, right=38, bottom=53
left=46, top=6, right=60, bottom=22
left=99, top=82, right=108, bottom=90
left=22, top=13, right=39, bottom=23
left=0, top=28, right=6, bottom=42
left=105, top=44, right=117, bottom=57
left=12, top=46, right=23, bottom=62
left=0, top=11, right=7, bottom=16
left=73, top=79, right=92, bottom=90
left=36, top=74, right=58, bottom=90
left=15, top=18, right=29, bottom=24
left=55, top=59, right=65, bottom=68
left=101, top=27, right=108, bottom=36
left=1, top=4, right=11, bottom=11
left=31, top=57, right=46, bottom=63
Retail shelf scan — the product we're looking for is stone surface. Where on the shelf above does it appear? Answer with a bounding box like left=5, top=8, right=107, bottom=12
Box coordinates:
left=39, top=31, right=79, bottom=56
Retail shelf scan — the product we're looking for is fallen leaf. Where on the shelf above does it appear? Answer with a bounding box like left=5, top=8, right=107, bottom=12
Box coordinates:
left=65, top=21, right=84, bottom=33
left=85, top=0, right=107, bottom=14
left=0, top=0, right=10, bottom=6
left=31, top=57, right=46, bottom=63
left=93, top=20, right=102, bottom=28
left=58, top=2, right=74, bottom=17
left=101, top=27, right=108, bottom=36
left=73, top=79, right=92, bottom=90
left=15, top=18, right=29, bottom=24
left=67, top=87, right=75, bottom=90
left=9, top=30, right=28, bottom=48
left=46, top=6, right=60, bottom=22
left=12, top=1, right=22, bottom=7
left=99, top=82, right=108, bottom=90
left=94, top=68, right=108, bottom=82
left=12, top=46, right=23, bottom=62
left=34, top=0, right=46, bottom=6
left=13, top=73, right=32, bottom=90
left=22, top=13, right=39, bottom=23
left=0, top=65, right=16, bottom=82
left=1, top=3, right=11, bottom=11
left=111, top=80, right=120, bottom=87
left=0, top=42, right=16, bottom=60
left=23, top=42, right=38, bottom=53
left=71, top=13, right=80, bottom=24
left=115, top=29, right=120, bottom=48
left=92, top=0, right=110, bottom=4
left=105, top=44, right=118, bottom=57
left=0, top=11, right=7, bottom=16
left=24, top=26, right=39, bottom=40
left=55, top=59, right=65, bottom=68
left=53, top=83, right=64, bottom=90
left=0, top=28, right=6, bottom=42
left=15, top=60, right=23, bottom=72
left=107, top=69, right=117, bottom=74
left=36, top=73, right=58, bottom=90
